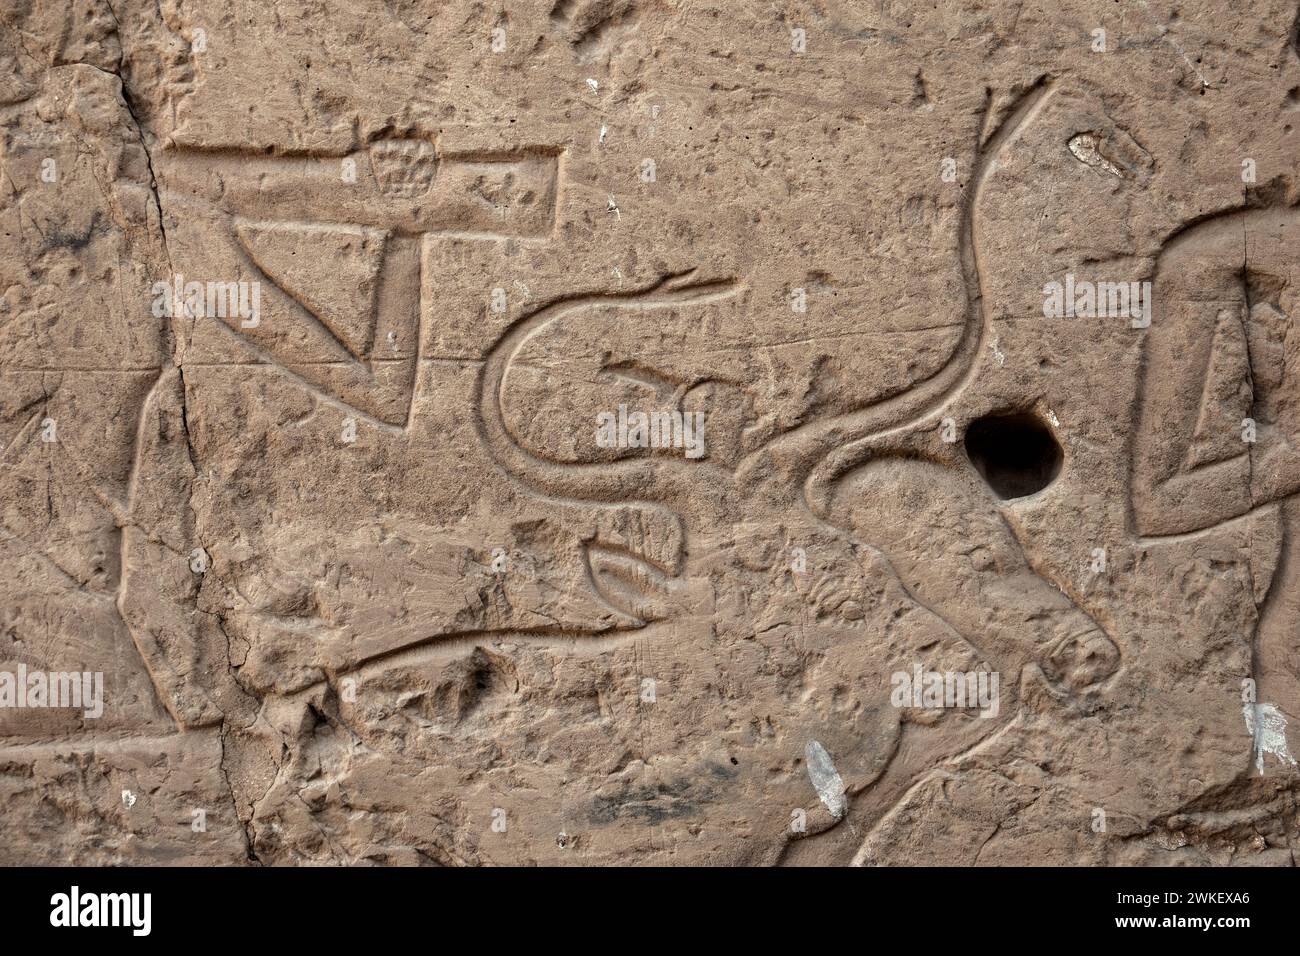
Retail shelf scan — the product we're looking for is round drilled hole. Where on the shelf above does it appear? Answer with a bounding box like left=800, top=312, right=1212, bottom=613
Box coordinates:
left=963, top=411, right=1063, bottom=500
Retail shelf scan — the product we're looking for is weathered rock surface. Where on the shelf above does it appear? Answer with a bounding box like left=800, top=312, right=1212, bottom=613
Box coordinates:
left=1, top=0, right=1298, bottom=865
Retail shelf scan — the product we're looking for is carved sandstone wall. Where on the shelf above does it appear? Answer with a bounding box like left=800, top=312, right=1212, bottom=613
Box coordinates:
left=0, top=0, right=1298, bottom=864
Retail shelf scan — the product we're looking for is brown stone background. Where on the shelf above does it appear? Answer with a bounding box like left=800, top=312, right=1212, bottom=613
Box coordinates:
left=0, top=0, right=1298, bottom=864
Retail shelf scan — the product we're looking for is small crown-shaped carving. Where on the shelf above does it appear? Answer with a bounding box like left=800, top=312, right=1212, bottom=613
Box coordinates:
left=368, top=138, right=438, bottom=198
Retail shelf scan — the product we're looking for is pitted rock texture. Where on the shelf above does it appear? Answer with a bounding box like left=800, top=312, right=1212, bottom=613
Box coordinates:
left=1, top=0, right=1299, bottom=865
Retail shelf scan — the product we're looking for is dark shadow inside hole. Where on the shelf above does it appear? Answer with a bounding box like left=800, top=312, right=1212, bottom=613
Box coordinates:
left=963, top=411, right=1063, bottom=500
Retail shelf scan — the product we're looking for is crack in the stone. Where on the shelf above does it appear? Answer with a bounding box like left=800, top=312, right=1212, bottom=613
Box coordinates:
left=101, top=32, right=264, bottom=864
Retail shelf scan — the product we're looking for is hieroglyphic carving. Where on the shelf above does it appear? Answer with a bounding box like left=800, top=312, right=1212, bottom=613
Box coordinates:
left=1133, top=207, right=1300, bottom=538
left=116, top=137, right=565, bottom=727
left=1132, top=204, right=1300, bottom=757
left=472, top=80, right=1124, bottom=859
left=153, top=139, right=561, bottom=428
